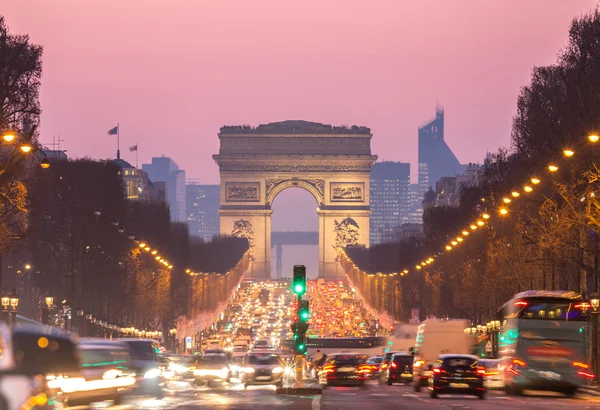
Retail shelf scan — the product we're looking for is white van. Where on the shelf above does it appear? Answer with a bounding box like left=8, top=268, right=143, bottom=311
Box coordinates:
left=412, top=319, right=474, bottom=391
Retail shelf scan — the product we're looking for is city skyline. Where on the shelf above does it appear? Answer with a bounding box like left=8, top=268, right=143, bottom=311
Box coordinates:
left=3, top=0, right=597, bottom=185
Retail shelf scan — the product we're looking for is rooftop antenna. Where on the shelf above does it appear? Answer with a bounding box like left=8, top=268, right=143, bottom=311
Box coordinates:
left=41, top=135, right=65, bottom=151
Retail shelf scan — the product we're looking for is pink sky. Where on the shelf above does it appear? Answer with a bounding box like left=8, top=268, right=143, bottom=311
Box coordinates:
left=3, top=0, right=598, bottom=230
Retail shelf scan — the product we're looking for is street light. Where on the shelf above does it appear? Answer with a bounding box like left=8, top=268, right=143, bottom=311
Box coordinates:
left=45, top=296, right=54, bottom=308
left=9, top=288, right=18, bottom=326
left=19, top=144, right=32, bottom=153
left=40, top=158, right=50, bottom=169
left=2, top=131, right=16, bottom=143
left=591, top=293, right=599, bottom=383
left=589, top=134, right=600, bottom=143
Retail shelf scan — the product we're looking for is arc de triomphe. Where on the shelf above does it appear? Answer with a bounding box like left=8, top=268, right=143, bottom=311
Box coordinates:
left=213, top=120, right=377, bottom=279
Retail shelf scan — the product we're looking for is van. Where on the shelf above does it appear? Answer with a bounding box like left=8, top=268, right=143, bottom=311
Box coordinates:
left=412, top=319, right=473, bottom=391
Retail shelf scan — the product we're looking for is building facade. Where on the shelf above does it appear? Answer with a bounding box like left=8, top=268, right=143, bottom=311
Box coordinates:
left=369, top=161, right=410, bottom=245
left=186, top=181, right=220, bottom=242
left=415, top=106, right=465, bottom=218
left=142, top=157, right=186, bottom=222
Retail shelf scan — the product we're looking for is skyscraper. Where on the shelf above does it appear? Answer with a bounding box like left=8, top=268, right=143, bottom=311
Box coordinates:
left=186, top=181, right=220, bottom=242
left=142, top=157, right=186, bottom=222
left=418, top=107, right=464, bottom=194
left=369, top=161, right=410, bottom=245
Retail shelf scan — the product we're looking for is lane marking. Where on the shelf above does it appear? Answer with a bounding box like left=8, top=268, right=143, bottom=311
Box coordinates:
left=371, top=393, right=389, bottom=396
left=311, top=395, right=321, bottom=410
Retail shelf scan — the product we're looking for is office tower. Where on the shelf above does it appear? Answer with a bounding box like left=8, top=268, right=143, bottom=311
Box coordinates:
left=186, top=181, right=220, bottom=242
left=369, top=161, right=410, bottom=245
left=142, top=157, right=186, bottom=222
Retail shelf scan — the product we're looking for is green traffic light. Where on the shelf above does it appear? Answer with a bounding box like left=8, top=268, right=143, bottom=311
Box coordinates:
left=294, top=284, right=304, bottom=294
left=298, top=344, right=305, bottom=350
left=300, top=311, right=309, bottom=320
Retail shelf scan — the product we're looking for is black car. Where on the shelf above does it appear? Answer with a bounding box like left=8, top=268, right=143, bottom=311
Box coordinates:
left=241, top=352, right=285, bottom=389
left=193, top=354, right=231, bottom=386
left=364, top=356, right=383, bottom=379
left=429, top=354, right=486, bottom=399
left=382, top=353, right=413, bottom=385
left=319, top=354, right=369, bottom=388
left=378, top=351, right=402, bottom=377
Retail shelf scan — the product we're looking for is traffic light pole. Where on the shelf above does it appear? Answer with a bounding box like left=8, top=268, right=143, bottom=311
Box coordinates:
left=292, top=293, right=306, bottom=389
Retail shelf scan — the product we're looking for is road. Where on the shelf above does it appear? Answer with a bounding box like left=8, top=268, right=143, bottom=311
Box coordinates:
left=108, top=381, right=600, bottom=410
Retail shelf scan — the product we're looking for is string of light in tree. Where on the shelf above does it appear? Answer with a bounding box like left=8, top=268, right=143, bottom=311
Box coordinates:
left=406, top=133, right=599, bottom=274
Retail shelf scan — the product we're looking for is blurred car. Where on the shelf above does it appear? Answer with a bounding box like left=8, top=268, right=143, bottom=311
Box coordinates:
left=364, top=356, right=382, bottom=379
left=378, top=351, right=401, bottom=379
left=193, top=354, right=231, bottom=386
left=230, top=356, right=245, bottom=378
left=167, top=356, right=196, bottom=379
left=65, top=339, right=135, bottom=406
left=0, top=324, right=80, bottom=410
left=240, top=352, right=285, bottom=389
left=479, top=359, right=504, bottom=390
left=382, top=353, right=413, bottom=385
left=121, top=339, right=163, bottom=398
left=319, top=354, right=369, bottom=388
left=429, top=354, right=486, bottom=399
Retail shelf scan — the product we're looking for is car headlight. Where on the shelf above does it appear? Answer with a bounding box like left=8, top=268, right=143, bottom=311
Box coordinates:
left=272, top=367, right=283, bottom=374
left=219, top=368, right=229, bottom=378
left=244, top=367, right=255, bottom=374
left=170, top=363, right=188, bottom=373
left=144, top=368, right=161, bottom=379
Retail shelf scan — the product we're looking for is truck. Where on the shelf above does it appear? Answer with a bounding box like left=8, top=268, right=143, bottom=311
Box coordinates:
left=411, top=319, right=474, bottom=391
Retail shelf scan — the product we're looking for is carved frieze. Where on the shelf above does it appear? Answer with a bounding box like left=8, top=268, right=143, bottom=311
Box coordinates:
left=231, top=219, right=255, bottom=257
left=219, top=163, right=372, bottom=172
left=330, top=182, right=365, bottom=202
left=226, top=182, right=260, bottom=202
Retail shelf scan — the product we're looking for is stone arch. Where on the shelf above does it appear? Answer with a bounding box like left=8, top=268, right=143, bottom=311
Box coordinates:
left=266, top=179, right=324, bottom=208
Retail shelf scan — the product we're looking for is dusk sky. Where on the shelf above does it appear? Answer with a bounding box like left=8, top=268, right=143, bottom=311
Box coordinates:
left=3, top=0, right=598, bottom=232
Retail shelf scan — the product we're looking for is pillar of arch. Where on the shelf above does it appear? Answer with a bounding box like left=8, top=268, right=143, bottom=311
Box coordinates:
left=213, top=120, right=377, bottom=279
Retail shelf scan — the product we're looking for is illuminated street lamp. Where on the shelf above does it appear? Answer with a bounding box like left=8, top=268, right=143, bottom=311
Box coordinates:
left=2, top=131, right=16, bottom=142
left=19, top=144, right=32, bottom=153
left=589, top=134, right=600, bottom=143
left=531, top=177, right=541, bottom=185
left=45, top=296, right=54, bottom=308
left=548, top=164, right=559, bottom=172
left=563, top=149, right=574, bottom=157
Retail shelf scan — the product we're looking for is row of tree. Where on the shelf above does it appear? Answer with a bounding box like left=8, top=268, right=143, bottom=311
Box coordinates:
left=343, top=8, right=600, bottom=324
left=0, top=15, right=249, bottom=335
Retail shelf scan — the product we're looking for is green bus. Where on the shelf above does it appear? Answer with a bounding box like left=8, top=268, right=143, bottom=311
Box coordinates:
left=498, top=290, right=592, bottom=396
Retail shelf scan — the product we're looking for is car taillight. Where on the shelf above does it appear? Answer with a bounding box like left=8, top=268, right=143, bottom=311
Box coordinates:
left=433, top=368, right=441, bottom=374
left=572, top=361, right=590, bottom=369
left=513, top=359, right=526, bottom=367
left=413, top=360, right=425, bottom=368
left=322, top=365, right=334, bottom=374
left=391, top=362, right=398, bottom=369
left=578, top=371, right=594, bottom=379
left=381, top=363, right=388, bottom=370
left=476, top=368, right=485, bottom=375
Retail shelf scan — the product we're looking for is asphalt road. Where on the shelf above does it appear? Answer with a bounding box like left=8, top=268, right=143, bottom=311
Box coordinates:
left=95, top=380, right=600, bottom=410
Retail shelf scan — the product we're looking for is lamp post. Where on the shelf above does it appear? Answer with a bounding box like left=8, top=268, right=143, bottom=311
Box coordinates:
left=1, top=293, right=9, bottom=324
left=77, top=307, right=84, bottom=336
left=9, top=288, right=18, bottom=326
left=42, top=296, right=53, bottom=325
left=62, top=300, right=71, bottom=330
left=591, top=294, right=599, bottom=384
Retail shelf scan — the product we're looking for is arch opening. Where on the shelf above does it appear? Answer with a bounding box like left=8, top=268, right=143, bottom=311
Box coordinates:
left=271, top=187, right=319, bottom=280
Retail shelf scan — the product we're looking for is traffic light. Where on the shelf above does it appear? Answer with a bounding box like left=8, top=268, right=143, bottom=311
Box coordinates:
left=295, top=332, right=307, bottom=354
left=298, top=300, right=309, bottom=322
left=292, top=265, right=306, bottom=296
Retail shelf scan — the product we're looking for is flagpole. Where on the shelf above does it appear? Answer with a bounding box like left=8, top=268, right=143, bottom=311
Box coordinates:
left=117, top=122, right=120, bottom=160
left=136, top=142, right=138, bottom=169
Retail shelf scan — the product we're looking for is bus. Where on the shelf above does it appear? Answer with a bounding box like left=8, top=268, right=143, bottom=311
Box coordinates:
left=498, top=290, right=592, bottom=396
left=281, top=337, right=386, bottom=357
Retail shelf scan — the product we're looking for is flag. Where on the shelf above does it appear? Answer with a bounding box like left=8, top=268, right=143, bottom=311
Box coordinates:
left=107, top=126, right=118, bottom=135
left=129, top=144, right=138, bottom=152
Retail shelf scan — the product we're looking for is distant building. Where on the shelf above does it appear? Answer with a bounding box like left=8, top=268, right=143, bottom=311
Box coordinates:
left=142, top=157, right=186, bottom=222
left=113, top=158, right=166, bottom=201
left=369, top=162, right=410, bottom=245
left=42, top=149, right=68, bottom=160
left=393, top=223, right=423, bottom=241
left=406, top=183, right=424, bottom=224
left=416, top=106, right=465, bottom=216
left=186, top=181, right=220, bottom=242
left=433, top=163, right=483, bottom=207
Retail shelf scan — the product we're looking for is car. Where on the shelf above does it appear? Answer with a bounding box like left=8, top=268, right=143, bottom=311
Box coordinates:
left=230, top=355, right=245, bottom=378
left=429, top=354, right=486, bottom=399
left=67, top=339, right=135, bottom=406
left=193, top=353, right=231, bottom=386
left=364, top=355, right=382, bottom=379
left=121, top=339, right=164, bottom=398
left=383, top=353, right=413, bottom=385
left=240, top=352, right=285, bottom=389
left=478, top=359, right=504, bottom=390
left=319, top=354, right=370, bottom=388
left=378, top=351, right=402, bottom=379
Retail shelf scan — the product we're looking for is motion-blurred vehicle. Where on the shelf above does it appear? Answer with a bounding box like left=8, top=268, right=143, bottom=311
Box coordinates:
left=499, top=291, right=591, bottom=397
left=319, top=354, right=370, bottom=388
left=65, top=339, right=135, bottom=406
left=0, top=324, right=80, bottom=410
left=429, top=354, right=486, bottom=399
left=121, top=339, right=164, bottom=398
left=240, top=352, right=285, bottom=389
left=381, top=353, right=413, bottom=385
left=478, top=359, right=504, bottom=390
left=230, top=356, right=245, bottom=378
left=364, top=356, right=383, bottom=379
left=167, top=355, right=196, bottom=379
left=193, top=353, right=231, bottom=386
